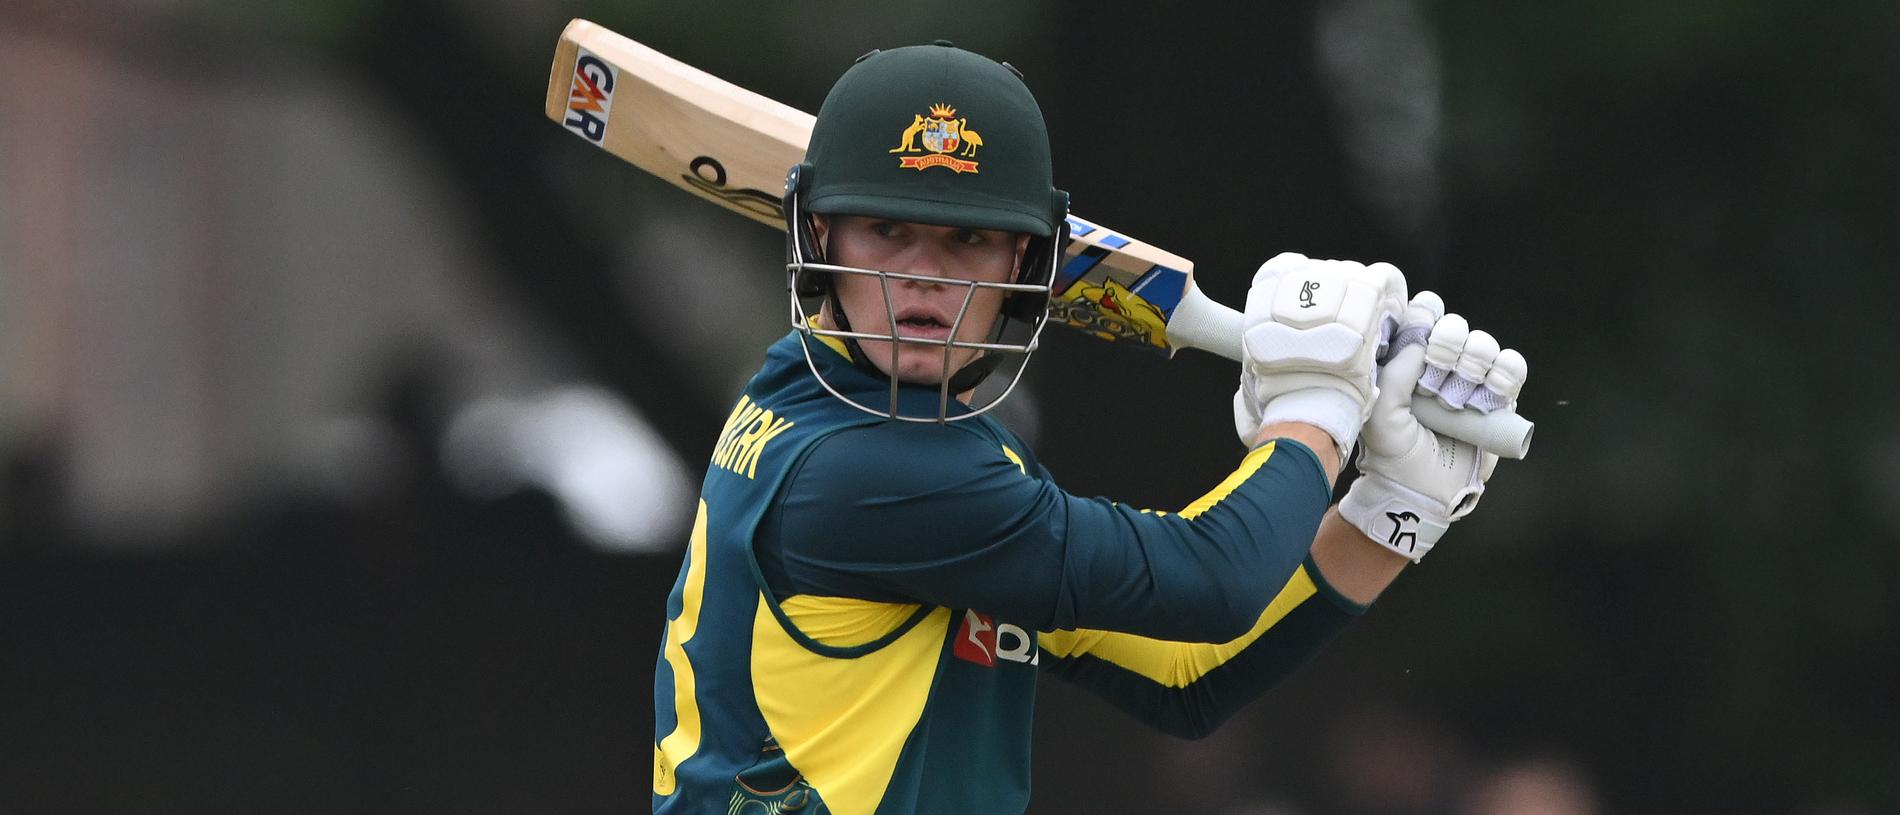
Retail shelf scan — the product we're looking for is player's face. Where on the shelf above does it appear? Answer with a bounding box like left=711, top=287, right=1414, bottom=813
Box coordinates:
left=819, top=215, right=1030, bottom=386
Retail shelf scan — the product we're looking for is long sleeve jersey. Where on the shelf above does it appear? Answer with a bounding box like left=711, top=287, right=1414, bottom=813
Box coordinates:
left=652, top=330, right=1367, bottom=815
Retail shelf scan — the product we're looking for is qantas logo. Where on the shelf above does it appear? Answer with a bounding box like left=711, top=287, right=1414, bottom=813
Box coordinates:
left=953, top=610, right=1038, bottom=667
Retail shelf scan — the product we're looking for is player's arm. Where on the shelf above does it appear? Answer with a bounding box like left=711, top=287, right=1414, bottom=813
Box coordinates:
left=1029, top=416, right=1377, bottom=742
left=1032, top=508, right=1386, bottom=740
left=763, top=421, right=1336, bottom=643
left=1035, top=285, right=1532, bottom=740
left=764, top=256, right=1407, bottom=641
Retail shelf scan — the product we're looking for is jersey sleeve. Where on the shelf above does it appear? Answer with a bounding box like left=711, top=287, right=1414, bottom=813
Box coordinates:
left=1037, top=556, right=1366, bottom=740
left=758, top=421, right=1334, bottom=644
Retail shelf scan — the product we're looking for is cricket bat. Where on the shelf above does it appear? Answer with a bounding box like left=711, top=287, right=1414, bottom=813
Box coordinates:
left=545, top=19, right=1533, bottom=459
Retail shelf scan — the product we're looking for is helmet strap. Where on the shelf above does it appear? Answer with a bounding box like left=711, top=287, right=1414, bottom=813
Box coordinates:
left=946, top=354, right=1003, bottom=395
left=824, top=285, right=875, bottom=369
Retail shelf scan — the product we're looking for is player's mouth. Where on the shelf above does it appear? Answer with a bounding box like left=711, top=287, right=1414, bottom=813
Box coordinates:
left=891, top=307, right=953, bottom=341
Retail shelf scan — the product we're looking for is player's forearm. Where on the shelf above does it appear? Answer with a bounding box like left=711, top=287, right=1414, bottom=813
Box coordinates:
left=1040, top=555, right=1361, bottom=740
left=1038, top=515, right=1387, bottom=740
left=1039, top=445, right=1329, bottom=642
left=1308, top=507, right=1408, bottom=605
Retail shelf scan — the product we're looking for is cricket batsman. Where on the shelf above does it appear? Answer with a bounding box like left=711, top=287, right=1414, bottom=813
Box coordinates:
left=651, top=40, right=1528, bottom=814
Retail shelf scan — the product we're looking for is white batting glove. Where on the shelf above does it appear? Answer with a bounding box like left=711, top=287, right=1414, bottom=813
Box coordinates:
left=1338, top=292, right=1529, bottom=561
left=1233, top=252, right=1408, bottom=457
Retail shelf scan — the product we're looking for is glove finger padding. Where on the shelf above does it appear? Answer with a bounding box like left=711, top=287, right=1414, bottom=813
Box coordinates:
left=1417, top=312, right=1467, bottom=399
left=1472, top=348, right=1524, bottom=485
left=1438, top=329, right=1500, bottom=409
left=1488, top=348, right=1529, bottom=403
left=1384, top=291, right=1444, bottom=362
left=1365, top=263, right=1406, bottom=359
left=1415, top=315, right=1525, bottom=416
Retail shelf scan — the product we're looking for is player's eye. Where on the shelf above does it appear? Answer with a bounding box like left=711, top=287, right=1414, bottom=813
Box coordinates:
left=952, top=228, right=985, bottom=246
left=870, top=220, right=902, bottom=238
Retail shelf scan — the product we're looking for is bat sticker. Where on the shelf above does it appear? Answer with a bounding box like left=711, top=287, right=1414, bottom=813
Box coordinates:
left=680, top=156, right=785, bottom=221
left=1048, top=277, right=1170, bottom=351
left=564, top=49, right=617, bottom=144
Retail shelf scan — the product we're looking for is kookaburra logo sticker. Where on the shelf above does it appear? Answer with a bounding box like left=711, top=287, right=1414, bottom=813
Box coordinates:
left=891, top=103, right=983, bottom=174
left=1385, top=511, right=1420, bottom=551
left=1299, top=280, right=1320, bottom=309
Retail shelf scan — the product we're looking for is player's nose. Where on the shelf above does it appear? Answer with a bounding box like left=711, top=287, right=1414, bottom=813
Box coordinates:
left=896, top=243, right=953, bottom=287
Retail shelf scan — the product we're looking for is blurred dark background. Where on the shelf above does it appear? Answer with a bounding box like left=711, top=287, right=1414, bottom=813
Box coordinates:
left=3, top=1, right=1896, bottom=813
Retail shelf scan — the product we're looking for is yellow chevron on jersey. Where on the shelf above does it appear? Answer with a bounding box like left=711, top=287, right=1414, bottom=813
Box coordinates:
left=1001, top=444, right=1026, bottom=475
left=1180, top=440, right=1278, bottom=519
left=1038, top=564, right=1319, bottom=687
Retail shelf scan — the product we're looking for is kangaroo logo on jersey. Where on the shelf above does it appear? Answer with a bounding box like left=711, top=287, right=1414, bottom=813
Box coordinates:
left=890, top=103, right=982, bottom=174
left=954, top=610, right=1038, bottom=667
left=564, top=50, right=616, bottom=144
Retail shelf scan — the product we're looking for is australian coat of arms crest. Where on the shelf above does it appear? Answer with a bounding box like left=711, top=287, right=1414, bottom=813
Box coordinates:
left=890, top=103, right=982, bottom=174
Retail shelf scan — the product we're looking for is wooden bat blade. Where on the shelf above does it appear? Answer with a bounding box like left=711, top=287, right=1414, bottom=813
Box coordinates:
left=541, top=19, right=1196, bottom=353
left=546, top=19, right=809, bottom=228
left=544, top=20, right=1533, bottom=458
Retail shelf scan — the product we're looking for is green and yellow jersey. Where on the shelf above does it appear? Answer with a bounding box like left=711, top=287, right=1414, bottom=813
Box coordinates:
left=652, top=331, right=1367, bottom=815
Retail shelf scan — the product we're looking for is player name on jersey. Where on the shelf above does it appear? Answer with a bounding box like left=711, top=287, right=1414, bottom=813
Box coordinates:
left=710, top=394, right=795, bottom=480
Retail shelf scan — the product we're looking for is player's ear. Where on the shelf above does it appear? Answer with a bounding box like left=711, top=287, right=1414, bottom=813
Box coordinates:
left=812, top=214, right=831, bottom=248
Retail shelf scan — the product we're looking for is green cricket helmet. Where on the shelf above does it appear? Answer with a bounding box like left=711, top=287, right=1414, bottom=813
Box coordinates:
left=783, top=40, right=1070, bottom=422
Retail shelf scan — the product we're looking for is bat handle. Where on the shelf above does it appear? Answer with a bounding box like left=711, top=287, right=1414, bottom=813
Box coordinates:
left=1169, top=288, right=1534, bottom=460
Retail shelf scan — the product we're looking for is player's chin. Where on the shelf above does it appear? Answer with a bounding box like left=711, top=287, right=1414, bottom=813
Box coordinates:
left=861, top=340, right=974, bottom=385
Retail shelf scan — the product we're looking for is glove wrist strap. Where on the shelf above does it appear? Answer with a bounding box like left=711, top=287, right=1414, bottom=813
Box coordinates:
left=1339, top=474, right=1450, bottom=563
left=1258, top=388, right=1363, bottom=460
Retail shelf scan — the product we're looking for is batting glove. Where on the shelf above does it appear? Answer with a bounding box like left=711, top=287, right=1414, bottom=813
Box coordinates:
left=1233, top=252, right=1408, bottom=457
left=1339, top=292, right=1529, bottom=561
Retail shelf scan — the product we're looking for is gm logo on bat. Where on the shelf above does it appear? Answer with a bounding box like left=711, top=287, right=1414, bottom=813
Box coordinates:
left=565, top=50, right=616, bottom=144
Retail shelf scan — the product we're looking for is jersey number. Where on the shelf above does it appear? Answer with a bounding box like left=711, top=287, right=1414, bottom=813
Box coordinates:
left=654, top=499, right=710, bottom=795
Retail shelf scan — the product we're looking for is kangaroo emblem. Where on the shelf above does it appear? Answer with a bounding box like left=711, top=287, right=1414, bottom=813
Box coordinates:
left=890, top=114, right=927, bottom=153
